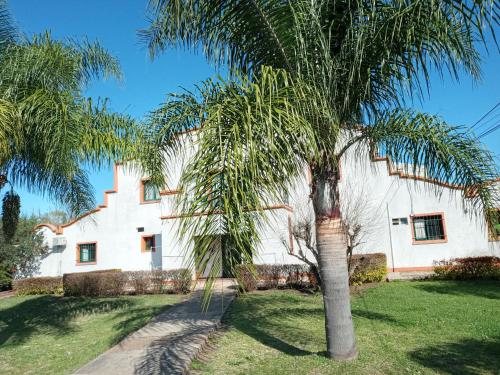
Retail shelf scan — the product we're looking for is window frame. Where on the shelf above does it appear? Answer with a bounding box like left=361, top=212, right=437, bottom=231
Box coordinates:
left=140, top=178, right=161, bottom=204
left=76, top=242, right=97, bottom=265
left=488, top=209, right=500, bottom=242
left=410, top=212, right=448, bottom=245
left=141, top=234, right=156, bottom=252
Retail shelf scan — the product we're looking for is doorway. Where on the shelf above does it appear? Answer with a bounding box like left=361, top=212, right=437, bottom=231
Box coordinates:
left=194, top=235, right=245, bottom=278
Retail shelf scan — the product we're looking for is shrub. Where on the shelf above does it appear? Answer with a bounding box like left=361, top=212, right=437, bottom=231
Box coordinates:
left=127, top=270, right=150, bottom=294
left=13, top=276, right=63, bottom=295
left=349, top=253, right=387, bottom=286
left=165, top=268, right=192, bottom=294
left=434, top=256, right=500, bottom=280
left=123, top=269, right=192, bottom=295
left=149, top=269, right=167, bottom=294
left=255, top=264, right=283, bottom=289
left=236, top=264, right=257, bottom=292
left=63, top=269, right=125, bottom=297
left=282, top=264, right=310, bottom=289
left=253, top=264, right=315, bottom=290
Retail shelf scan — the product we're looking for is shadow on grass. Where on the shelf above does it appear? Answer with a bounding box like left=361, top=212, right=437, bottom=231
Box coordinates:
left=226, top=292, right=403, bottom=357
left=351, top=309, right=400, bottom=324
left=411, top=280, right=500, bottom=300
left=0, top=295, right=133, bottom=346
left=410, top=337, right=500, bottom=375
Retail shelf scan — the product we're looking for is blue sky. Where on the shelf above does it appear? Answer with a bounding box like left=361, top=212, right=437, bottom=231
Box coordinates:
left=6, top=0, right=500, bottom=216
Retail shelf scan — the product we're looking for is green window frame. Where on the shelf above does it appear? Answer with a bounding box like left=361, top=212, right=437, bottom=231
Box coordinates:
left=78, top=243, right=96, bottom=263
left=412, top=214, right=446, bottom=242
left=490, top=210, right=500, bottom=240
left=142, top=180, right=160, bottom=202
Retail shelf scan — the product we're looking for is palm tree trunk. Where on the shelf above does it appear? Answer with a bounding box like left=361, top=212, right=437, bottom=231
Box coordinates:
left=312, top=172, right=357, bottom=360
left=316, top=218, right=357, bottom=360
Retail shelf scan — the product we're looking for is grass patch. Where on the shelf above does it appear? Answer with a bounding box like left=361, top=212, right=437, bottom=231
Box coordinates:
left=191, top=281, right=500, bottom=375
left=0, top=294, right=180, bottom=375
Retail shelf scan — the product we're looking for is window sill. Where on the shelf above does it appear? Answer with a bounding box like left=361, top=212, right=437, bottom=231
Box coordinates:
left=160, top=189, right=181, bottom=196
left=140, top=200, right=161, bottom=205
left=76, top=262, right=97, bottom=266
left=412, top=239, right=447, bottom=245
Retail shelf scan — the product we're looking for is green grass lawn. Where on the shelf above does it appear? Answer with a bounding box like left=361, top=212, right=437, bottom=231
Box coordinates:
left=192, top=281, right=500, bottom=375
left=0, top=294, right=181, bottom=375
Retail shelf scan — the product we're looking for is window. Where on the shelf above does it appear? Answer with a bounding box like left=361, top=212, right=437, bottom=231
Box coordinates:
left=141, top=180, right=160, bottom=203
left=392, top=217, right=408, bottom=225
left=77, top=243, right=96, bottom=264
left=490, top=210, right=500, bottom=241
left=141, top=235, right=156, bottom=252
left=411, top=213, right=447, bottom=243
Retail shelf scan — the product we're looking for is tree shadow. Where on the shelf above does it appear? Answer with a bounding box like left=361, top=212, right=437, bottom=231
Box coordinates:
left=351, top=309, right=400, bottom=324
left=224, top=294, right=323, bottom=356
left=0, top=295, right=133, bottom=347
left=409, top=337, right=500, bottom=375
left=411, top=280, right=500, bottom=300
left=111, top=304, right=171, bottom=344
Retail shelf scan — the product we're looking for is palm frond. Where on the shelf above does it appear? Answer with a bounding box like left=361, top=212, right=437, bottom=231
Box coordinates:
left=0, top=33, right=138, bottom=216
left=145, top=67, right=320, bottom=305
left=0, top=0, right=15, bottom=49
left=358, top=109, right=499, bottom=220
left=141, top=0, right=297, bottom=74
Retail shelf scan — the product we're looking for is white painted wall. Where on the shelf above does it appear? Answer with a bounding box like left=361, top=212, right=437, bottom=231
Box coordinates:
left=34, top=139, right=500, bottom=277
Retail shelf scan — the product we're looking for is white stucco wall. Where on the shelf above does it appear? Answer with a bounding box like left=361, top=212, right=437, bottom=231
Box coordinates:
left=34, top=139, right=500, bottom=277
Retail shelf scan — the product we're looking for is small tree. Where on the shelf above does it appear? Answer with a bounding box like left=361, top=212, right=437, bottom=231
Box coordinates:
left=0, top=215, right=47, bottom=289
left=281, top=182, right=383, bottom=284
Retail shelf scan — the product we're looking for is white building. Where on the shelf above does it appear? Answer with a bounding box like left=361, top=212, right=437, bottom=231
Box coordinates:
left=35, top=136, right=500, bottom=277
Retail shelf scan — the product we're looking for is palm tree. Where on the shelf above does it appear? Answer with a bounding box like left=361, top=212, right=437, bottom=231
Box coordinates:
left=141, top=0, right=499, bottom=360
left=0, top=1, right=139, bottom=238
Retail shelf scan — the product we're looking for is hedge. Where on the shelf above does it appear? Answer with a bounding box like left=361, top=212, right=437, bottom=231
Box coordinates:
left=236, top=253, right=387, bottom=292
left=349, top=253, right=387, bottom=285
left=13, top=276, right=63, bottom=295
left=125, top=269, right=192, bottom=295
left=434, top=256, right=500, bottom=280
left=63, top=268, right=192, bottom=297
left=63, top=269, right=126, bottom=297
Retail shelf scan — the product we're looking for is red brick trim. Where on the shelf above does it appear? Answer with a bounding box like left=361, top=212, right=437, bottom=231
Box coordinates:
left=392, top=266, right=434, bottom=272
left=36, top=163, right=121, bottom=235
left=371, top=154, right=464, bottom=190
left=410, top=212, right=448, bottom=245
left=160, top=204, right=294, bottom=220
left=76, top=241, right=97, bottom=265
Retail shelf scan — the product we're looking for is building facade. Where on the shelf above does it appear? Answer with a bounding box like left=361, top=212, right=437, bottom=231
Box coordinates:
left=35, top=139, right=500, bottom=277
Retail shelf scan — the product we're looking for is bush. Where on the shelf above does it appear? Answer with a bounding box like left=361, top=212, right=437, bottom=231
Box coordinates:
left=127, top=270, right=150, bottom=295
left=434, top=256, right=500, bottom=280
left=255, top=264, right=283, bottom=289
left=165, top=268, right=192, bottom=294
left=236, top=264, right=257, bottom=292
left=13, top=276, right=63, bottom=295
left=253, top=264, right=315, bottom=290
left=124, top=269, right=192, bottom=295
left=63, top=269, right=125, bottom=297
left=349, top=253, right=387, bottom=286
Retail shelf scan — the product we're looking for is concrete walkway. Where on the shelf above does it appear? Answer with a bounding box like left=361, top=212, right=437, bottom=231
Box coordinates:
left=74, top=279, right=237, bottom=375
